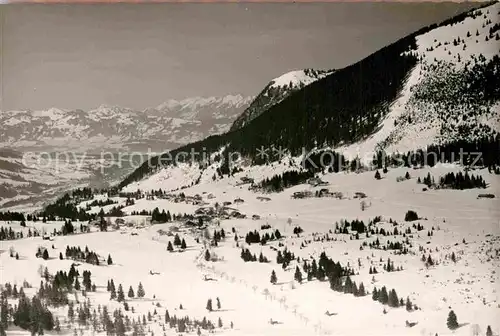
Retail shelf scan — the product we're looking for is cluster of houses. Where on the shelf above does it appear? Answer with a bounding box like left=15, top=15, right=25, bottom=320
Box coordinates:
left=100, top=184, right=257, bottom=231
left=190, top=203, right=247, bottom=225
left=292, top=188, right=345, bottom=199
left=291, top=181, right=367, bottom=200
left=237, top=176, right=255, bottom=186
left=292, top=190, right=314, bottom=199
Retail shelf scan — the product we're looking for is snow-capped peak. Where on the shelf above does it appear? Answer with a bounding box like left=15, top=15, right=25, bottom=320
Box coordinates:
left=230, top=68, right=334, bottom=131
left=269, top=69, right=333, bottom=90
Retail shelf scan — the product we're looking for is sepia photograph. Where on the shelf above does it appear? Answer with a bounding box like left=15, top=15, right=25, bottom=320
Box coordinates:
left=0, top=1, right=499, bottom=335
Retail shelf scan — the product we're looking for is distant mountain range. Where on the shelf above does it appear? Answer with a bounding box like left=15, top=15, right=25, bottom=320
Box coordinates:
left=0, top=69, right=334, bottom=210
left=0, top=68, right=338, bottom=154
left=0, top=95, right=254, bottom=153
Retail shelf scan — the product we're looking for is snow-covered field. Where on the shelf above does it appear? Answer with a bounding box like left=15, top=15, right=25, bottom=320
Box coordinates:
left=2, top=165, right=499, bottom=336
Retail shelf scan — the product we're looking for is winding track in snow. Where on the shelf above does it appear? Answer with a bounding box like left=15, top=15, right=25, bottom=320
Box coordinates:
left=191, top=234, right=331, bottom=335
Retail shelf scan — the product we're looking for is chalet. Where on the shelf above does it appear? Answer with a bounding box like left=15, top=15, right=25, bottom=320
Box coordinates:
left=42, top=233, right=53, bottom=241
left=478, top=193, right=495, bottom=199
left=332, top=191, right=344, bottom=199
left=307, top=177, right=328, bottom=187
left=90, top=219, right=101, bottom=227
left=194, top=215, right=212, bottom=223
left=252, top=214, right=261, bottom=220
left=185, top=220, right=198, bottom=227
left=223, top=201, right=232, bottom=206
left=292, top=191, right=313, bottom=199
left=318, top=188, right=332, bottom=197
left=115, top=218, right=125, bottom=225
left=234, top=198, right=244, bottom=204
left=240, top=177, right=254, bottom=184
left=256, top=196, right=271, bottom=202
left=195, top=207, right=216, bottom=216
left=354, top=192, right=367, bottom=199
left=230, top=211, right=246, bottom=219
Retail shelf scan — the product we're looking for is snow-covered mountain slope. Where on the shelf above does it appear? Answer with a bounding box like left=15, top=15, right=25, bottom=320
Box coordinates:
left=0, top=95, right=253, bottom=153
left=120, top=3, right=499, bottom=191
left=230, top=69, right=333, bottom=131
left=339, top=3, right=500, bottom=157
left=3, top=164, right=500, bottom=336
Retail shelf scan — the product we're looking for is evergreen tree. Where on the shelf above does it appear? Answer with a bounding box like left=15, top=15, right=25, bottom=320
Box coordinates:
left=447, top=310, right=458, bottom=330
left=206, top=299, right=213, bottom=312
left=270, top=270, right=277, bottom=284
left=294, top=266, right=303, bottom=284
left=388, top=289, right=399, bottom=307
left=74, top=277, right=81, bottom=291
left=68, top=302, right=75, bottom=322
left=344, top=276, right=353, bottom=294
left=0, top=293, right=9, bottom=330
left=216, top=297, right=221, bottom=310
left=117, top=284, right=125, bottom=302
left=406, top=297, right=412, bottom=311
left=276, top=250, right=283, bottom=264
left=174, top=234, right=182, bottom=246
left=379, top=286, right=389, bottom=305
left=137, top=283, right=145, bottom=298
left=54, top=317, right=61, bottom=332
left=107, top=254, right=113, bottom=265
left=358, top=282, right=365, bottom=296
left=167, top=241, right=174, bottom=252
left=486, top=325, right=492, bottom=336
left=375, top=170, right=381, bottom=180
left=204, top=250, right=211, bottom=261
left=181, top=239, right=187, bottom=249
left=110, top=285, right=117, bottom=300
left=43, top=249, right=49, bottom=260
left=128, top=286, right=135, bottom=298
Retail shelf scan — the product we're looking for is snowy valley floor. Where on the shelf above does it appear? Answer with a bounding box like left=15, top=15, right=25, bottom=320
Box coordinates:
left=1, top=165, right=499, bottom=336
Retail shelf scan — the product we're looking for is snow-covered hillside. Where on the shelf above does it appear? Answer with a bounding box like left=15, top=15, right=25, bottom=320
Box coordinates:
left=2, top=164, right=499, bottom=336
left=230, top=69, right=333, bottom=131
left=120, top=3, right=499, bottom=192
left=339, top=3, right=500, bottom=157
left=0, top=95, right=253, bottom=153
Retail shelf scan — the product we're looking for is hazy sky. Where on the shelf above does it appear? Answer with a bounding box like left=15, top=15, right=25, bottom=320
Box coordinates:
left=0, top=2, right=479, bottom=111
